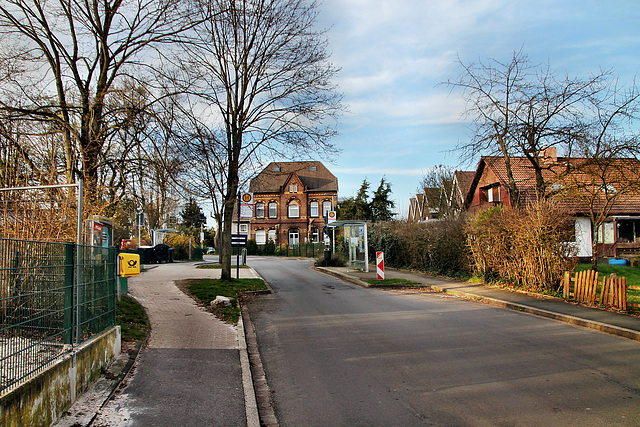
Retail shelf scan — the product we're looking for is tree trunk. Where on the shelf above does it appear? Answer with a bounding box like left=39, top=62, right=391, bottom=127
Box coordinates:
left=219, top=196, right=235, bottom=280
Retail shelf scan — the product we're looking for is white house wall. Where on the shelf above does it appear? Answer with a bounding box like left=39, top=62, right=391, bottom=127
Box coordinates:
left=574, top=217, right=592, bottom=257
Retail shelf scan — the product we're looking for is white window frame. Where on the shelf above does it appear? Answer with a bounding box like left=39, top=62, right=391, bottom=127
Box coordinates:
left=268, top=229, right=276, bottom=243
left=322, top=200, right=332, bottom=217
left=255, top=202, right=264, bottom=218
left=310, top=201, right=319, bottom=217
left=597, top=221, right=615, bottom=244
left=268, top=202, right=277, bottom=218
left=288, top=202, right=299, bottom=218
left=255, top=229, right=266, bottom=245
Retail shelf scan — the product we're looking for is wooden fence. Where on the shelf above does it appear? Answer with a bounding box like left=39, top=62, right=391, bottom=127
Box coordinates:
left=563, top=270, right=640, bottom=311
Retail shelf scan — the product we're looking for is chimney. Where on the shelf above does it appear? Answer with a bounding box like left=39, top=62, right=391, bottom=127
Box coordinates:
left=542, top=146, right=557, bottom=164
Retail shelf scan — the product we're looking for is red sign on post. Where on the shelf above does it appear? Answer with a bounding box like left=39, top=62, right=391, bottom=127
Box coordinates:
left=376, top=251, right=384, bottom=280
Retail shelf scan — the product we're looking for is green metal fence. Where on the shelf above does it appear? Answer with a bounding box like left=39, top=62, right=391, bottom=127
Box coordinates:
left=0, top=239, right=116, bottom=395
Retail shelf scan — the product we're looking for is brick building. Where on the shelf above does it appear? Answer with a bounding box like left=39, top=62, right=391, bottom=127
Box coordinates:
left=244, top=161, right=338, bottom=246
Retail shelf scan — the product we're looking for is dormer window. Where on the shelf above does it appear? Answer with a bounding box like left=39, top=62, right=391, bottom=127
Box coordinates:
left=272, top=166, right=281, bottom=172
left=309, top=166, right=317, bottom=171
left=289, top=184, right=298, bottom=193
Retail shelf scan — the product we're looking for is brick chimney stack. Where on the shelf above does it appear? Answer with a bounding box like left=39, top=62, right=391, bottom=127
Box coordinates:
left=542, top=146, right=557, bottom=164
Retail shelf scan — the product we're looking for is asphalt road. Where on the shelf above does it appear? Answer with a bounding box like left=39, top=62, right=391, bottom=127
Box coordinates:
left=246, top=257, right=640, bottom=426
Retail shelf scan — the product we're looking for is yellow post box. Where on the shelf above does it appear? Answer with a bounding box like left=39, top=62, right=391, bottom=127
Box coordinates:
left=118, top=253, right=141, bottom=277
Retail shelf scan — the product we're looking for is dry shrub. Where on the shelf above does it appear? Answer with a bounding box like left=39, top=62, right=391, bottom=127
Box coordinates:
left=0, top=186, right=78, bottom=242
left=466, top=202, right=576, bottom=292
left=368, top=217, right=470, bottom=277
left=163, top=233, right=194, bottom=260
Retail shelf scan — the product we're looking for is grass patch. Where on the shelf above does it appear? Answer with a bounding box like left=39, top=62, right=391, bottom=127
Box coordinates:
left=365, top=278, right=423, bottom=287
left=178, top=278, right=267, bottom=324
left=116, top=295, right=150, bottom=342
left=576, top=264, right=640, bottom=307
left=195, top=264, right=250, bottom=269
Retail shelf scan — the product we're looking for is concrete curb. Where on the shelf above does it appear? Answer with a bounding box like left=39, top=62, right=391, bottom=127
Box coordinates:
left=238, top=313, right=260, bottom=427
left=315, top=266, right=640, bottom=343
left=241, top=305, right=279, bottom=427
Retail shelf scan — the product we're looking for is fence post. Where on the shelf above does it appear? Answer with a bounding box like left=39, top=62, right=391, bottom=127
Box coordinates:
left=108, top=247, right=117, bottom=325
left=563, top=271, right=570, bottom=300
left=63, top=243, right=75, bottom=345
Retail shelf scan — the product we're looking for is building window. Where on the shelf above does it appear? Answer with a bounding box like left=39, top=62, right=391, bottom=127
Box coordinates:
left=310, top=201, right=318, bottom=217
left=268, top=229, right=276, bottom=243
left=268, top=202, right=277, bottom=218
left=240, top=224, right=248, bottom=234
left=322, top=200, right=332, bottom=217
left=309, top=166, right=317, bottom=171
left=288, top=202, right=299, bottom=218
left=255, top=229, right=266, bottom=245
left=289, top=228, right=299, bottom=246
left=310, top=226, right=320, bottom=243
left=255, top=202, right=264, bottom=218
left=289, top=184, right=298, bottom=193
left=597, top=221, right=615, bottom=244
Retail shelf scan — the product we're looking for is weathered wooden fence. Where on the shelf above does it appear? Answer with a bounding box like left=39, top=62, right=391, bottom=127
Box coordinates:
left=563, top=270, right=639, bottom=311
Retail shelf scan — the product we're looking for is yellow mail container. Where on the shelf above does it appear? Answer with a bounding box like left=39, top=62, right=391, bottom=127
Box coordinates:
left=118, top=253, right=141, bottom=277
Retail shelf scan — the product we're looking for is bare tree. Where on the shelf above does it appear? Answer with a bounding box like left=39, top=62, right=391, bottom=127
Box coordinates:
left=448, top=50, right=611, bottom=205
left=418, top=165, right=455, bottom=218
left=173, top=0, right=343, bottom=279
left=558, top=85, right=640, bottom=269
left=0, top=0, right=201, bottom=204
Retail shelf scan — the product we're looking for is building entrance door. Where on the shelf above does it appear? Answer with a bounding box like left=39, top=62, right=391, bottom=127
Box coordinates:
left=288, top=228, right=299, bottom=246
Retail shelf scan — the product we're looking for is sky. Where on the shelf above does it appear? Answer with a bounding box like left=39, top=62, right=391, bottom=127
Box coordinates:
left=312, top=0, right=640, bottom=218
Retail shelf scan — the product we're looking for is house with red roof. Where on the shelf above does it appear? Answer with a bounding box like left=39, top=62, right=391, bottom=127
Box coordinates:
left=464, top=149, right=640, bottom=259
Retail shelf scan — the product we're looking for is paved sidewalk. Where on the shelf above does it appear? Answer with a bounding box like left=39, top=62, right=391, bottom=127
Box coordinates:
left=57, top=261, right=260, bottom=427
left=317, top=266, right=640, bottom=342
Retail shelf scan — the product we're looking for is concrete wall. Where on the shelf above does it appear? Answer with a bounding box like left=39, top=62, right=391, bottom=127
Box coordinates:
left=0, top=326, right=121, bottom=426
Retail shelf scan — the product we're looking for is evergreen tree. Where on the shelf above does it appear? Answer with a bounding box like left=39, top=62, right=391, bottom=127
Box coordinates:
left=180, top=198, right=207, bottom=229
left=354, top=179, right=372, bottom=220
left=337, top=197, right=357, bottom=220
left=370, top=177, right=395, bottom=222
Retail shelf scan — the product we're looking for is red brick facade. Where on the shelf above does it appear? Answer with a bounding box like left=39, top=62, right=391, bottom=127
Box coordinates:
left=246, top=162, right=338, bottom=246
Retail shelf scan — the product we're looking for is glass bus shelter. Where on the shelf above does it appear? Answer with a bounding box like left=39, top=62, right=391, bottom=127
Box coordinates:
left=327, top=220, right=369, bottom=272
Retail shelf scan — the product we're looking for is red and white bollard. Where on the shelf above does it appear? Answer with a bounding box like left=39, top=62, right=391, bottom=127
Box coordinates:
left=376, top=251, right=384, bottom=280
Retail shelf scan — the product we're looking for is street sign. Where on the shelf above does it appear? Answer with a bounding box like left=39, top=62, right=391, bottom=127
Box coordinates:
left=240, top=192, right=254, bottom=218
left=327, top=211, right=336, bottom=223
left=231, top=234, right=248, bottom=247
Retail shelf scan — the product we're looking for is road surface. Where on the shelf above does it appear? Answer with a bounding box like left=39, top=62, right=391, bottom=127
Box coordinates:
left=246, top=257, right=640, bottom=426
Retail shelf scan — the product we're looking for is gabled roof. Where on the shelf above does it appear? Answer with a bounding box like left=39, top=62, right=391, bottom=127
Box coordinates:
left=553, top=158, right=640, bottom=215
left=466, top=155, right=640, bottom=215
left=249, top=161, right=338, bottom=193
left=453, top=170, right=475, bottom=201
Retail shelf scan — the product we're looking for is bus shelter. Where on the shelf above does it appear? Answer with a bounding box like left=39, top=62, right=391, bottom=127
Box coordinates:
left=328, top=220, right=369, bottom=272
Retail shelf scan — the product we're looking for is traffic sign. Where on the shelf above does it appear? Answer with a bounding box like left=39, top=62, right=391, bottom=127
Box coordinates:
left=376, top=251, right=384, bottom=280
left=240, top=193, right=254, bottom=218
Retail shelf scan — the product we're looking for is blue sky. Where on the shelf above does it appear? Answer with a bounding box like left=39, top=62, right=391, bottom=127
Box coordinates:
left=315, top=0, right=640, bottom=217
